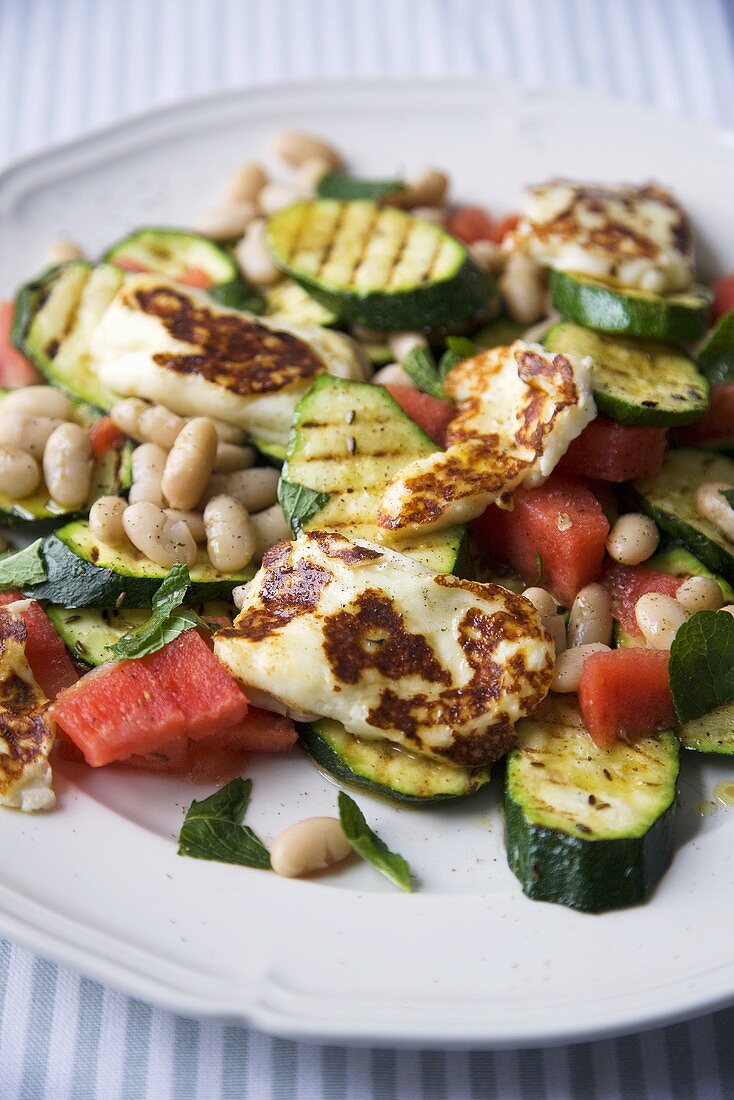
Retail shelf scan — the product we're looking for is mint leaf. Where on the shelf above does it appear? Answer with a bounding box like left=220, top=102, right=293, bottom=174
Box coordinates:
left=720, top=488, right=734, bottom=510
left=338, top=791, right=412, bottom=891
left=178, top=778, right=271, bottom=868
left=669, top=610, right=734, bottom=724
left=402, top=346, right=445, bottom=399
left=438, top=336, right=477, bottom=379
left=278, top=478, right=329, bottom=535
left=0, top=539, right=47, bottom=590
left=316, top=171, right=404, bottom=202
left=107, top=563, right=209, bottom=659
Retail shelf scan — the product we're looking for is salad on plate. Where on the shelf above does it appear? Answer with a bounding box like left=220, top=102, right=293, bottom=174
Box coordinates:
left=2, top=128, right=734, bottom=912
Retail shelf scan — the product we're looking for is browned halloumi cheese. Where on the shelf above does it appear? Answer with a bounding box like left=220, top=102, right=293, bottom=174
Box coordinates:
left=507, top=180, right=695, bottom=293
left=214, top=532, right=554, bottom=767
left=0, top=605, right=54, bottom=812
left=377, top=341, right=595, bottom=539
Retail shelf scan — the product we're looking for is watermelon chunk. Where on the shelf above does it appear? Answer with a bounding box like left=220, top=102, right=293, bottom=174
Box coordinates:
left=675, top=383, right=734, bottom=448
left=50, top=630, right=248, bottom=766
left=0, top=591, right=78, bottom=699
left=0, top=301, right=41, bottom=387
left=602, top=562, right=681, bottom=636
left=579, top=648, right=675, bottom=746
left=383, top=383, right=454, bottom=447
left=559, top=417, right=667, bottom=482
left=472, top=474, right=610, bottom=606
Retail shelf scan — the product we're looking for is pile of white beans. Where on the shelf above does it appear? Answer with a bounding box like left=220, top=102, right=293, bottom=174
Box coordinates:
left=524, top=504, right=734, bottom=696
left=87, top=398, right=290, bottom=573
left=0, top=386, right=95, bottom=510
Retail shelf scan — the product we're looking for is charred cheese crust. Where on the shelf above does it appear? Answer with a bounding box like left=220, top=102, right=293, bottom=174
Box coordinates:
left=509, top=180, right=695, bottom=294
left=0, top=606, right=54, bottom=813
left=214, top=532, right=554, bottom=767
left=377, top=341, right=595, bottom=538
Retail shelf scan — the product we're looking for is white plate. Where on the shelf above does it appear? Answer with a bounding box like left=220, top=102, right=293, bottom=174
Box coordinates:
left=3, top=78, right=734, bottom=1049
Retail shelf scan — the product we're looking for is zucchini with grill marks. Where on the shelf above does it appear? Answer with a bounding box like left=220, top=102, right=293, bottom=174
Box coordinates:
left=636, top=449, right=734, bottom=583
left=46, top=606, right=149, bottom=665
left=262, top=278, right=338, bottom=327
left=13, top=262, right=124, bottom=409
left=549, top=270, right=712, bottom=343
left=266, top=199, right=494, bottom=331
left=505, top=706, right=679, bottom=912
left=301, top=720, right=491, bottom=805
left=281, top=374, right=464, bottom=573
left=696, top=311, right=734, bottom=385
left=544, top=322, right=708, bottom=427
left=103, top=227, right=262, bottom=312
left=25, top=521, right=255, bottom=608
left=678, top=702, right=734, bottom=755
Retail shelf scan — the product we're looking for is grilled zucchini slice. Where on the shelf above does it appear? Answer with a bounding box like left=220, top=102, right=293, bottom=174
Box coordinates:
left=549, top=270, right=712, bottom=342
left=262, top=278, right=338, bottom=327
left=696, top=311, right=734, bottom=385
left=505, top=706, right=679, bottom=912
left=636, top=449, right=734, bottom=583
left=544, top=322, right=708, bottom=426
left=266, top=199, right=494, bottom=331
left=13, top=262, right=124, bottom=409
left=280, top=374, right=463, bottom=573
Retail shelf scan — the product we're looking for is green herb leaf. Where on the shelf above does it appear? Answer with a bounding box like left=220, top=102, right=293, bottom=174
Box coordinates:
left=107, top=563, right=210, bottom=660
left=316, top=171, right=404, bottom=202
left=178, top=778, right=271, bottom=869
left=0, top=539, right=48, bottom=590
left=338, top=791, right=413, bottom=891
left=720, top=488, right=734, bottom=510
left=669, top=610, right=734, bottom=724
left=438, top=336, right=477, bottom=378
left=535, top=553, right=544, bottom=584
left=402, top=346, right=445, bottom=399
left=278, top=478, right=330, bottom=535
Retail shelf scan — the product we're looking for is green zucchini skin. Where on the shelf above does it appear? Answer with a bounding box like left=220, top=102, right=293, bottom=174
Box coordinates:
left=648, top=544, right=734, bottom=601
left=549, top=269, right=712, bottom=342
left=46, top=606, right=149, bottom=665
left=26, top=522, right=254, bottom=608
left=544, top=322, right=709, bottom=427
left=300, top=720, right=491, bottom=805
left=696, top=311, right=734, bottom=384
left=504, top=715, right=679, bottom=912
left=266, top=199, right=494, bottom=331
left=636, top=449, right=734, bottom=583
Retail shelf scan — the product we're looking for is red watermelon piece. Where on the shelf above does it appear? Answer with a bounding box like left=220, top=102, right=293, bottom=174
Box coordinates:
left=579, top=648, right=675, bottom=747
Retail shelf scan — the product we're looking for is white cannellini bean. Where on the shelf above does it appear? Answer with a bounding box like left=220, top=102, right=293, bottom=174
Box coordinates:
left=1, top=386, right=74, bottom=420
left=635, top=593, right=689, bottom=650
left=162, top=418, right=218, bottom=511
left=545, top=613, right=567, bottom=657
left=222, top=161, right=268, bottom=205
left=0, top=446, right=41, bottom=497
left=42, top=423, right=93, bottom=509
left=269, top=130, right=343, bottom=171
left=270, top=817, right=352, bottom=878
left=196, top=201, right=258, bottom=241
left=214, top=442, right=257, bottom=472
left=387, top=332, right=428, bottom=363
left=234, top=219, right=281, bottom=286
left=111, top=398, right=149, bottom=440
left=551, top=643, right=611, bottom=694
left=0, top=412, right=63, bottom=459
left=257, top=182, right=306, bottom=216
left=676, top=575, right=725, bottom=612
left=250, top=503, right=292, bottom=560
left=204, top=466, right=280, bottom=512
left=412, top=205, right=447, bottom=224
left=204, top=494, right=256, bottom=572
left=606, top=513, right=660, bottom=565
left=392, top=169, right=449, bottom=209
left=164, top=509, right=206, bottom=543
left=522, top=587, right=566, bottom=656
left=128, top=443, right=167, bottom=507
left=297, top=156, right=333, bottom=191
left=232, top=582, right=252, bottom=610
left=721, top=605, right=734, bottom=617
left=351, top=324, right=387, bottom=342
left=44, top=238, right=84, bottom=265
left=499, top=252, right=547, bottom=325
left=468, top=239, right=505, bottom=276
left=567, top=584, right=613, bottom=648
left=122, top=502, right=196, bottom=569
left=89, top=496, right=127, bottom=546
left=211, top=419, right=247, bottom=445
left=696, top=481, right=734, bottom=543
left=371, top=363, right=416, bottom=388
left=138, top=404, right=186, bottom=450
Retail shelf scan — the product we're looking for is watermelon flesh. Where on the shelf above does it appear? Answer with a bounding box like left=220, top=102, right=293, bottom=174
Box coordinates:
left=579, top=648, right=675, bottom=746
left=0, top=591, right=78, bottom=699
left=471, top=474, right=610, bottom=606
left=383, top=383, right=454, bottom=447
left=602, top=562, right=681, bottom=636
left=559, top=417, right=667, bottom=482
left=675, top=383, right=734, bottom=448
left=50, top=630, right=249, bottom=766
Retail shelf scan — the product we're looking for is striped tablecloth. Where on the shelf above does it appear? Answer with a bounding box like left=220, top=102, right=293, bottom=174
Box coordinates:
left=3, top=1, right=734, bottom=1096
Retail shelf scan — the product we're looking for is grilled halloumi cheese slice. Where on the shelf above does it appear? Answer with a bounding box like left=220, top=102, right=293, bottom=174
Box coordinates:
left=377, top=341, right=595, bottom=539
left=214, top=531, right=554, bottom=767
left=0, top=605, right=54, bottom=813
left=508, top=180, right=695, bottom=294
left=90, top=275, right=367, bottom=452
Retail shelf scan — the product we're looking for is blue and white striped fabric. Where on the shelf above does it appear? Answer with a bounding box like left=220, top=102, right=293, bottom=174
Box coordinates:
left=2, top=1, right=734, bottom=1096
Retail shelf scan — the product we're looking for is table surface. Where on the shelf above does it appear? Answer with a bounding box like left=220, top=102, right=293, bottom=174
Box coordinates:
left=3, top=0, right=734, bottom=1096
